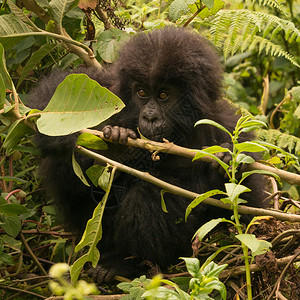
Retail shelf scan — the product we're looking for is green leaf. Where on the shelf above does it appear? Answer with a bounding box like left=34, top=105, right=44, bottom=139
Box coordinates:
left=202, top=0, right=215, bottom=9
left=77, top=132, right=108, bottom=150
left=195, top=119, right=232, bottom=137
left=0, top=43, right=12, bottom=92
left=169, top=0, right=198, bottom=20
left=2, top=119, right=33, bottom=155
left=95, top=28, right=129, bottom=63
left=49, top=0, right=79, bottom=30
left=0, top=74, right=5, bottom=109
left=86, top=165, right=105, bottom=187
left=240, top=169, right=281, bottom=184
left=199, top=0, right=224, bottom=19
left=180, top=257, right=200, bottom=278
left=0, top=15, right=32, bottom=49
left=142, top=286, right=183, bottom=299
left=72, top=153, right=90, bottom=187
left=239, top=119, right=267, bottom=130
left=235, top=234, right=272, bottom=257
left=185, top=190, right=226, bottom=221
left=37, top=74, right=125, bottom=136
left=71, top=167, right=115, bottom=284
left=17, top=43, right=57, bottom=88
left=98, top=166, right=110, bottom=191
left=235, top=141, right=268, bottom=153
left=235, top=153, right=255, bottom=164
left=192, top=218, right=226, bottom=241
left=203, top=261, right=227, bottom=278
left=0, top=203, right=29, bottom=216
left=160, top=190, right=168, bottom=213
left=2, top=215, right=21, bottom=238
left=193, top=150, right=230, bottom=176
left=225, top=183, right=251, bottom=202
left=200, top=145, right=230, bottom=154
left=7, top=0, right=40, bottom=31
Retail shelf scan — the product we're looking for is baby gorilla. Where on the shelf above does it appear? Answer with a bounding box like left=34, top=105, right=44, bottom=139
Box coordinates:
left=29, top=27, right=266, bottom=283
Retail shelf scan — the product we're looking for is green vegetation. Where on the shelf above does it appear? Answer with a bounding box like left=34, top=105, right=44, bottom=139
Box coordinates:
left=0, top=0, right=299, bottom=299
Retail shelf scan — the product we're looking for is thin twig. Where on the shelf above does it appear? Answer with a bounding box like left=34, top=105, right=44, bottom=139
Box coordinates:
left=19, top=232, right=48, bottom=276
left=0, top=284, right=46, bottom=299
left=81, top=128, right=300, bottom=186
left=75, top=145, right=300, bottom=222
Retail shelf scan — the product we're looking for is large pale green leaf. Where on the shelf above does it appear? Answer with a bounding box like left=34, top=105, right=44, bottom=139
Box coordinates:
left=36, top=74, right=125, bottom=136
left=17, top=43, right=57, bottom=88
left=0, top=15, right=32, bottom=49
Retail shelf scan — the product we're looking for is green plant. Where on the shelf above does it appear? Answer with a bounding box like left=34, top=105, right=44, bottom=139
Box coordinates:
left=118, top=259, right=227, bottom=300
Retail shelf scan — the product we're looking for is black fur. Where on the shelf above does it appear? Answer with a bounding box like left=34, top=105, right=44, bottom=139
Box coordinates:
left=29, top=27, right=266, bottom=282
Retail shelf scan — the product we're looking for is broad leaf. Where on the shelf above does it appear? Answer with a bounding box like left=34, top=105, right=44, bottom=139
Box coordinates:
left=95, top=28, right=129, bottom=63
left=49, top=0, right=79, bottom=30
left=0, top=15, right=32, bottom=49
left=225, top=183, right=250, bottom=202
left=180, top=257, right=200, bottom=278
left=236, top=234, right=272, bottom=257
left=2, top=215, right=21, bottom=238
left=0, top=203, right=29, bottom=215
left=7, top=0, right=40, bottom=31
left=37, top=74, right=125, bottom=136
left=77, top=132, right=108, bottom=150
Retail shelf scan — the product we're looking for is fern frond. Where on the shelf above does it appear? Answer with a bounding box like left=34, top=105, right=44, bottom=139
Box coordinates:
left=258, top=129, right=300, bottom=155
left=252, top=0, right=285, bottom=12
left=209, top=10, right=300, bottom=67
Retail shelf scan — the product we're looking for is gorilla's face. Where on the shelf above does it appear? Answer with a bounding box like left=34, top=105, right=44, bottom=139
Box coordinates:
left=131, top=82, right=190, bottom=142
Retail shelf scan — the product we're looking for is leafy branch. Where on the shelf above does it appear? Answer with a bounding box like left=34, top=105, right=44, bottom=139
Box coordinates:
left=0, top=0, right=101, bottom=69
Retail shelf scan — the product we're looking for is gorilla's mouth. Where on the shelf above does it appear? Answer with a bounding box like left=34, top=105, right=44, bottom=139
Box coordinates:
left=138, top=127, right=166, bottom=142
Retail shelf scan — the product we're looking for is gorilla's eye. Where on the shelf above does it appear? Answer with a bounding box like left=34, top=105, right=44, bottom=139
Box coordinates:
left=137, top=89, right=147, bottom=97
left=158, top=91, right=168, bottom=100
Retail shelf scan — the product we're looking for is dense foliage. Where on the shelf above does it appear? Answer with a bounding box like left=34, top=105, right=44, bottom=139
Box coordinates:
left=0, top=0, right=300, bottom=299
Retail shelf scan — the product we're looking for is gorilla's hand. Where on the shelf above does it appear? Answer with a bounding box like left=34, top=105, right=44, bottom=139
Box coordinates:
left=211, top=142, right=246, bottom=178
left=102, top=125, right=137, bottom=144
